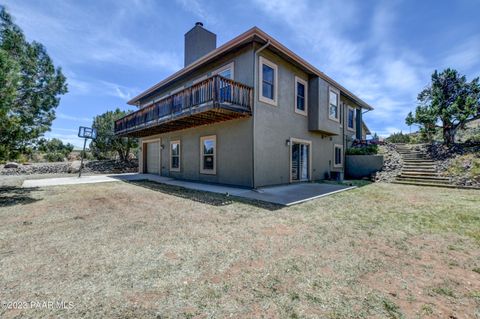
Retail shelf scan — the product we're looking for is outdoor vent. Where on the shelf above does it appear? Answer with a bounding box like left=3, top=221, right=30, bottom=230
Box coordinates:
left=184, top=22, right=217, bottom=67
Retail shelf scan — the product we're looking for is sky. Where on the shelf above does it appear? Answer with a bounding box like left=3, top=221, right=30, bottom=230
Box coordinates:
left=2, top=0, right=480, bottom=147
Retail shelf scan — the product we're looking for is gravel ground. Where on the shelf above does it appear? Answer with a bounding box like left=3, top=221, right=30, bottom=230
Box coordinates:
left=373, top=144, right=403, bottom=182
left=0, top=181, right=479, bottom=318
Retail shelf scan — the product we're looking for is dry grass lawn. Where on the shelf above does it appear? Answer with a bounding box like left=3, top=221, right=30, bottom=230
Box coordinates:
left=0, top=180, right=479, bottom=318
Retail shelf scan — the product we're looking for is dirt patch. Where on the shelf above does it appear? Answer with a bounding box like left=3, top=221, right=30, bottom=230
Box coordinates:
left=0, top=182, right=479, bottom=318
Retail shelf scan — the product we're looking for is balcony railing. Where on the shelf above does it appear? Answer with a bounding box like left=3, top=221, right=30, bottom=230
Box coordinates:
left=115, top=75, right=253, bottom=136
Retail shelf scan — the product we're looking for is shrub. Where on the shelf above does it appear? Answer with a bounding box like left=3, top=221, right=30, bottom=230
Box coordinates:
left=38, top=138, right=73, bottom=162
left=386, top=131, right=411, bottom=143
left=44, top=152, right=65, bottom=162
left=80, top=150, right=94, bottom=160
left=346, top=144, right=378, bottom=155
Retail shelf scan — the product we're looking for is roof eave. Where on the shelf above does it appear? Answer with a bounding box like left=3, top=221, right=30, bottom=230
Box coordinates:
left=128, top=26, right=374, bottom=111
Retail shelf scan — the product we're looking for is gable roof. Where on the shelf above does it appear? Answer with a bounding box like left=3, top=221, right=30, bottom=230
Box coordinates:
left=128, top=27, right=374, bottom=110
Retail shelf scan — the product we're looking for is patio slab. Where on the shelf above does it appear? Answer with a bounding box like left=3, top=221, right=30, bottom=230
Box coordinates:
left=22, top=173, right=355, bottom=205
left=242, top=183, right=355, bottom=206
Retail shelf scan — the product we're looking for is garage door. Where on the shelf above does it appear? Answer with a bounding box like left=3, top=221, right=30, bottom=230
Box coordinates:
left=145, top=141, right=160, bottom=174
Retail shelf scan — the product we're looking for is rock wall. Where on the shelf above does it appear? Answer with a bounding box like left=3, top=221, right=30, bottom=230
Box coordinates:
left=1, top=160, right=139, bottom=176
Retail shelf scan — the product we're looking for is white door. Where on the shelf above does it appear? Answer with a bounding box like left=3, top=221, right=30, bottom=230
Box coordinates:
left=146, top=141, right=160, bottom=174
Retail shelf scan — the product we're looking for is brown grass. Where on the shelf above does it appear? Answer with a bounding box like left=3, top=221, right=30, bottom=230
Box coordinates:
left=0, top=181, right=479, bottom=318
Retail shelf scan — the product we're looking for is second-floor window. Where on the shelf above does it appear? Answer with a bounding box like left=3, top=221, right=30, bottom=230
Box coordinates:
left=259, top=56, right=278, bottom=106
left=295, top=76, right=308, bottom=115
left=329, top=88, right=339, bottom=121
left=347, top=107, right=355, bottom=130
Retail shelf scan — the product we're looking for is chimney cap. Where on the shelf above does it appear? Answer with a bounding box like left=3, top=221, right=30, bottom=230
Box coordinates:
left=195, top=22, right=203, bottom=27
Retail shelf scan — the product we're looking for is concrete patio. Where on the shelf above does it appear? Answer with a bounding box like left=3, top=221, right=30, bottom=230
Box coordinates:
left=22, top=173, right=355, bottom=206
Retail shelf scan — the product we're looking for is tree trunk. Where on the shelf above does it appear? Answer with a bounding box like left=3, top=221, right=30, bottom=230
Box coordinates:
left=117, top=149, right=125, bottom=162
left=443, top=126, right=455, bottom=145
left=125, top=146, right=130, bottom=162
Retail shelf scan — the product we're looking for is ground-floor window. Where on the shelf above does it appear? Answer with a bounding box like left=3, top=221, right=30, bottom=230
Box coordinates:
left=290, top=138, right=311, bottom=182
left=200, top=135, right=216, bottom=174
left=170, top=140, right=180, bottom=171
left=334, top=144, right=343, bottom=167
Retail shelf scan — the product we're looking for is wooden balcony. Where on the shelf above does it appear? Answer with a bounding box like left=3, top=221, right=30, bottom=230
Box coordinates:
left=115, top=75, right=253, bottom=137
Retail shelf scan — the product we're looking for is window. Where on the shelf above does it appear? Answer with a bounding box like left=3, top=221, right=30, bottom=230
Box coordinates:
left=334, top=144, right=343, bottom=167
left=329, top=88, right=339, bottom=121
left=200, top=135, right=216, bottom=174
left=347, top=106, right=355, bottom=131
left=170, top=140, right=180, bottom=171
left=214, top=62, right=234, bottom=102
left=214, top=62, right=234, bottom=79
left=295, top=76, right=308, bottom=115
left=259, top=56, right=278, bottom=106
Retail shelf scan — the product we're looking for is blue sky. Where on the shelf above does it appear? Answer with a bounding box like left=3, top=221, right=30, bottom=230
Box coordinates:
left=3, top=0, right=480, bottom=147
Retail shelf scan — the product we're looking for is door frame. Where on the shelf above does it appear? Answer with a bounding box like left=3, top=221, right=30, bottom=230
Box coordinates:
left=142, top=138, right=161, bottom=174
left=289, top=137, right=312, bottom=183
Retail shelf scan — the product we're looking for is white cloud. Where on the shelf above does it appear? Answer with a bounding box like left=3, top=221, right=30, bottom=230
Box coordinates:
left=442, top=37, right=480, bottom=72
left=53, top=128, right=79, bottom=133
left=250, top=0, right=427, bottom=135
left=175, top=0, right=217, bottom=24
left=66, top=77, right=140, bottom=101
left=3, top=0, right=182, bottom=72
left=56, top=113, right=92, bottom=122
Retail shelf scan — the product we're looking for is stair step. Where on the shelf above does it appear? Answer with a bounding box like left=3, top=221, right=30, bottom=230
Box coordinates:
left=402, top=156, right=428, bottom=159
left=403, top=166, right=436, bottom=169
left=396, top=176, right=450, bottom=183
left=401, top=171, right=439, bottom=176
left=402, top=167, right=437, bottom=174
left=396, top=174, right=449, bottom=180
left=392, top=181, right=473, bottom=189
left=403, top=161, right=435, bottom=164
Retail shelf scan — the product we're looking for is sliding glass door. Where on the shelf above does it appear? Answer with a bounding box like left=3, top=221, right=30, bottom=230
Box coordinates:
left=291, top=142, right=310, bottom=181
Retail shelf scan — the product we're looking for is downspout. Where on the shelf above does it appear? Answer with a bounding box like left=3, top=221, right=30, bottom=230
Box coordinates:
left=361, top=109, right=372, bottom=139
left=251, top=39, right=271, bottom=189
left=342, top=102, right=346, bottom=180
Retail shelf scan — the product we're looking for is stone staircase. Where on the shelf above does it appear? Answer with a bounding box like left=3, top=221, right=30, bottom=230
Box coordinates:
left=393, top=144, right=452, bottom=187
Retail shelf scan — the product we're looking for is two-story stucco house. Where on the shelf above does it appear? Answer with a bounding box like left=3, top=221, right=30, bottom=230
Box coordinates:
left=115, top=23, right=373, bottom=188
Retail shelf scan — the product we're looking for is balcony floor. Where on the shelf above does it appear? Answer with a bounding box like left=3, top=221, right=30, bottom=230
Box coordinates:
left=116, top=102, right=251, bottom=138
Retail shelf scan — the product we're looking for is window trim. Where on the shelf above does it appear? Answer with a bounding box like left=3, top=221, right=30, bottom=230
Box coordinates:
left=294, top=76, right=308, bottom=116
left=289, top=137, right=312, bottom=183
left=347, top=105, right=355, bottom=131
left=328, top=87, right=340, bottom=122
left=213, top=62, right=234, bottom=79
left=169, top=140, right=181, bottom=172
left=200, top=135, right=216, bottom=175
left=333, top=144, right=343, bottom=168
left=258, top=56, right=278, bottom=106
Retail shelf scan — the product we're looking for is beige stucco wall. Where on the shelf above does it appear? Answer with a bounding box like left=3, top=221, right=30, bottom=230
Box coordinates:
left=138, top=117, right=253, bottom=187
left=252, top=49, right=362, bottom=187
left=135, top=44, right=365, bottom=188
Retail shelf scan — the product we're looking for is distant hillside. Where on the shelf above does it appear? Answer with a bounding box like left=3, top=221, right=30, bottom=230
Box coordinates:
left=399, top=119, right=480, bottom=144
left=456, top=119, right=480, bottom=143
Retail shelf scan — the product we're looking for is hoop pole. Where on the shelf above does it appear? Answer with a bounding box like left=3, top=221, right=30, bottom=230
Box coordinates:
left=78, top=138, right=87, bottom=178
